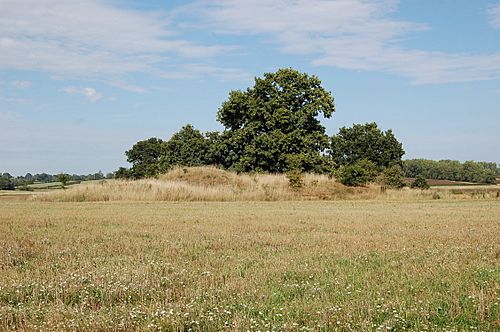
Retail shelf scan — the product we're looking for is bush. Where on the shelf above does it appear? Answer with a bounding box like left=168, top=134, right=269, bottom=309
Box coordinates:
left=336, top=163, right=372, bottom=187
left=380, top=165, right=405, bottom=189
left=410, top=175, right=430, bottom=189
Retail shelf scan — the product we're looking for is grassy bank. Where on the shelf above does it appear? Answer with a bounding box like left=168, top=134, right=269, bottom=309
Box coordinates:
left=33, top=167, right=499, bottom=202
left=0, top=199, right=498, bottom=331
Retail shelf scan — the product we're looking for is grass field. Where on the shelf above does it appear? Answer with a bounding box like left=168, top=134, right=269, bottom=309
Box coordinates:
left=1, top=199, right=498, bottom=331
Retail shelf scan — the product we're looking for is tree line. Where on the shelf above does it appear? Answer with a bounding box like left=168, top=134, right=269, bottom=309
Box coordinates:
left=403, top=159, right=498, bottom=184
left=0, top=171, right=112, bottom=190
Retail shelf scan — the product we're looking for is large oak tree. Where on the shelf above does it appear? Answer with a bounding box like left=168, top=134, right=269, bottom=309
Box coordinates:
left=213, top=68, right=335, bottom=173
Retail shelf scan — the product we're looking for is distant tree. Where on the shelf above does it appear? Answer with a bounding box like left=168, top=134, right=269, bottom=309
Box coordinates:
left=93, top=171, right=104, bottom=180
left=57, top=173, right=71, bottom=189
left=214, top=68, right=335, bottom=173
left=410, top=175, right=430, bottom=189
left=24, top=173, right=34, bottom=184
left=329, top=122, right=404, bottom=168
left=125, top=137, right=164, bottom=178
left=0, top=177, right=15, bottom=190
left=403, top=159, right=496, bottom=184
left=105, top=172, right=114, bottom=179
left=159, top=124, right=211, bottom=171
left=33, top=173, right=53, bottom=182
left=2, top=172, right=12, bottom=179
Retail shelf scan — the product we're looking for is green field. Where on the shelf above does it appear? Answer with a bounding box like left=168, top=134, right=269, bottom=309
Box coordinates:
left=0, top=199, right=498, bottom=331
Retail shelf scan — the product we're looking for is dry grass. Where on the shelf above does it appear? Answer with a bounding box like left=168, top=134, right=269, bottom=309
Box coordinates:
left=33, top=167, right=500, bottom=202
left=0, top=199, right=498, bottom=331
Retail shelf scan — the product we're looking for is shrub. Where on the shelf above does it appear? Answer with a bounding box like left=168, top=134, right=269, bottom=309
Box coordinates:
left=336, top=163, right=372, bottom=187
left=410, top=175, right=430, bottom=189
left=380, top=165, right=405, bottom=189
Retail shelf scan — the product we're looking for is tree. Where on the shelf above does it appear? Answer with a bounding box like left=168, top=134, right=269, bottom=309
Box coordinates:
left=329, top=122, right=404, bottom=168
left=0, top=177, right=15, bottom=190
left=159, top=124, right=210, bottom=171
left=403, top=159, right=496, bottom=184
left=125, top=137, right=164, bottom=178
left=114, top=167, right=131, bottom=179
left=215, top=68, right=335, bottom=173
left=57, top=173, right=71, bottom=189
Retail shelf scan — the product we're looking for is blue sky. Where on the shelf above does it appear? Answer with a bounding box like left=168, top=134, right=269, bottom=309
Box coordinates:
left=1, top=0, right=499, bottom=175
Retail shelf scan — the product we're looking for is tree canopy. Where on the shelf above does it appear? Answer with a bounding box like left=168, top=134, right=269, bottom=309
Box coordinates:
left=214, top=68, right=335, bottom=173
left=125, top=137, right=164, bottom=178
left=159, top=124, right=211, bottom=171
left=329, top=122, right=404, bottom=169
left=403, top=159, right=496, bottom=184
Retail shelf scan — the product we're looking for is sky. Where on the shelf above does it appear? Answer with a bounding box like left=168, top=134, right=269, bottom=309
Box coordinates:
left=1, top=0, right=499, bottom=176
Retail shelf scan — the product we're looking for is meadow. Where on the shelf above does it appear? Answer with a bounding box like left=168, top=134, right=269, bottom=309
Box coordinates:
left=1, top=196, right=499, bottom=331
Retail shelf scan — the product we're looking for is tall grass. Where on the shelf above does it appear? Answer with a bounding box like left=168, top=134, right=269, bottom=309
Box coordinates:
left=35, top=166, right=499, bottom=202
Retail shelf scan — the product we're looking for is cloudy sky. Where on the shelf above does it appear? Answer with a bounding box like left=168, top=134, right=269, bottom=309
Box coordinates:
left=1, top=0, right=499, bottom=175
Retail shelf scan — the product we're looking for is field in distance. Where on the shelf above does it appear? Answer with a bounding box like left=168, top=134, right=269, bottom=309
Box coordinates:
left=0, top=198, right=498, bottom=331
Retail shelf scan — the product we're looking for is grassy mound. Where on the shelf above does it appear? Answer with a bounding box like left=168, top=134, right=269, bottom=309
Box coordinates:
left=35, top=167, right=374, bottom=202
left=34, top=166, right=499, bottom=202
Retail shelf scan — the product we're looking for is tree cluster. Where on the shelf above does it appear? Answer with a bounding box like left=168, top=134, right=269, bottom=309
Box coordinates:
left=118, top=68, right=407, bottom=186
left=0, top=171, right=112, bottom=190
left=403, top=159, right=497, bottom=184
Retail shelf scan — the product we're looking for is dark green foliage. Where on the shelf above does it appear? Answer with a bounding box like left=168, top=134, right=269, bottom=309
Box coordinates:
left=125, top=137, right=164, bottom=178
left=0, top=177, right=15, bottom=190
left=336, top=160, right=376, bottom=186
left=32, top=173, right=54, bottom=182
left=380, top=165, right=405, bottom=189
left=215, top=68, right=335, bottom=173
left=355, top=159, right=380, bottom=182
left=410, top=175, right=430, bottom=189
left=114, top=167, right=131, bottom=179
left=403, top=159, right=497, bottom=184
left=159, top=125, right=210, bottom=171
left=329, top=122, right=404, bottom=168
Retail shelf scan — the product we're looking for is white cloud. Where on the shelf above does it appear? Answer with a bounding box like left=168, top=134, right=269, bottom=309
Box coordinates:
left=488, top=3, right=500, bottom=29
left=194, top=0, right=500, bottom=84
left=0, top=0, right=236, bottom=85
left=63, top=86, right=103, bottom=102
left=12, top=80, right=31, bottom=89
left=160, top=64, right=251, bottom=81
left=0, top=96, right=31, bottom=104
